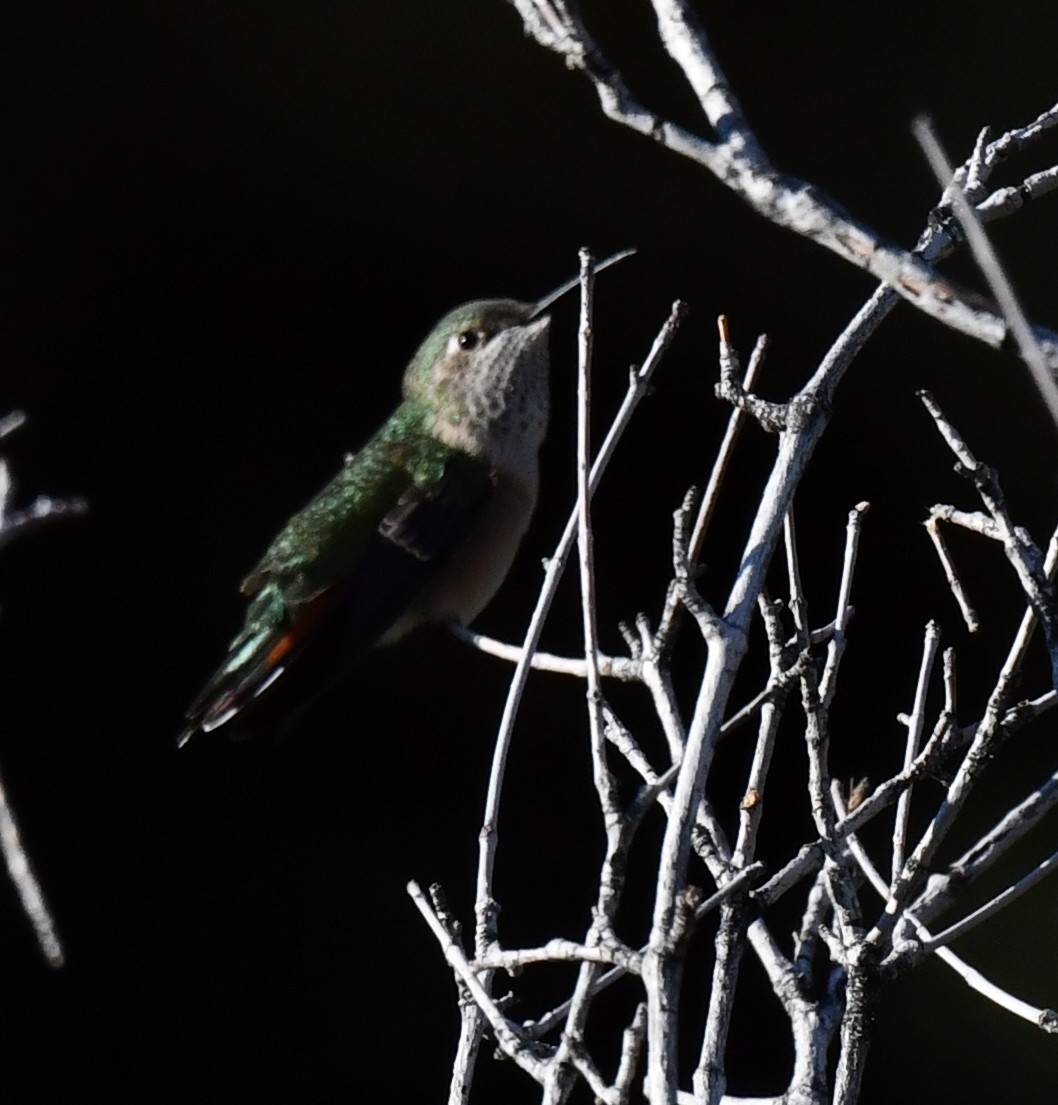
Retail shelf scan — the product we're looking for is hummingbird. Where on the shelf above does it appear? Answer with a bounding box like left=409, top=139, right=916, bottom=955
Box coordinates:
left=178, top=252, right=632, bottom=746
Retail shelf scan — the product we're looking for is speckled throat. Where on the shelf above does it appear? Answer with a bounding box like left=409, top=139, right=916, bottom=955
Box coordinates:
left=405, top=301, right=551, bottom=476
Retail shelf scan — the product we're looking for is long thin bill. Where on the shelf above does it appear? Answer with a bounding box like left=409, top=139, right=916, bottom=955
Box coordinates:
left=530, top=248, right=636, bottom=318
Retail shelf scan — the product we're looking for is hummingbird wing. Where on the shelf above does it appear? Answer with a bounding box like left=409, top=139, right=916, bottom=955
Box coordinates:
left=179, top=420, right=493, bottom=744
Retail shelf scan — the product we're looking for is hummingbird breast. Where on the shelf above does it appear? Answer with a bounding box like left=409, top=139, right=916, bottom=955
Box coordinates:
left=380, top=465, right=538, bottom=643
left=386, top=305, right=550, bottom=641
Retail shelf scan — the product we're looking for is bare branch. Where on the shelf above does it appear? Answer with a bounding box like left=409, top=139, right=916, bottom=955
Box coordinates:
left=0, top=770, right=64, bottom=968
left=413, top=11, right=1058, bottom=1099
left=0, top=413, right=82, bottom=968
left=833, top=789, right=1058, bottom=1036
left=919, top=390, right=1058, bottom=687
left=913, top=115, right=1058, bottom=426
left=447, top=622, right=638, bottom=680
left=924, top=516, right=981, bottom=632
left=506, top=3, right=1058, bottom=365
left=891, top=621, right=942, bottom=882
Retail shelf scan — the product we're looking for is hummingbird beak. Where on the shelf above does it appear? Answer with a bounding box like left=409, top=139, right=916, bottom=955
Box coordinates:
left=529, top=248, right=636, bottom=319
left=519, top=314, right=551, bottom=357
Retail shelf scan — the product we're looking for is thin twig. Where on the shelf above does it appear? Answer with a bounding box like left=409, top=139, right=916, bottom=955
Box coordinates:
left=408, top=882, right=551, bottom=1083
left=891, top=621, right=941, bottom=883
left=0, top=770, right=64, bottom=967
left=657, top=322, right=767, bottom=647
left=925, top=515, right=981, bottom=631
left=447, top=623, right=638, bottom=680
left=919, top=390, right=1058, bottom=687
left=913, top=848, right=1058, bottom=958
left=0, top=414, right=78, bottom=968
left=833, top=788, right=1058, bottom=1035
left=818, top=502, right=870, bottom=708
left=908, top=762, right=1058, bottom=934
left=913, top=115, right=1058, bottom=427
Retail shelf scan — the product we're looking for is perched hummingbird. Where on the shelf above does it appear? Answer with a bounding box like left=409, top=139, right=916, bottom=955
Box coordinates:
left=178, top=253, right=631, bottom=746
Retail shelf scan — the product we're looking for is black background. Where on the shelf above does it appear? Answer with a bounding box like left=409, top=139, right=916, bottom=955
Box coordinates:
left=4, top=2, right=1058, bottom=1101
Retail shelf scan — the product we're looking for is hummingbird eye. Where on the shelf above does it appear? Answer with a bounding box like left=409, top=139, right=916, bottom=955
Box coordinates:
left=457, top=330, right=482, bottom=350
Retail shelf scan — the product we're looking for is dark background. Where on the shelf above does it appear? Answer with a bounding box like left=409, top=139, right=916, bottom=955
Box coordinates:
left=4, top=1, right=1058, bottom=1101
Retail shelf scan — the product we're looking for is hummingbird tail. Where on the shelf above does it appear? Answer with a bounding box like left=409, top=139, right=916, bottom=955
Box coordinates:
left=178, top=584, right=344, bottom=746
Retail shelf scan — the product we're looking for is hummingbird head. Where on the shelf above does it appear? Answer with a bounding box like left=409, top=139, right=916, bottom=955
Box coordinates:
left=403, top=299, right=551, bottom=466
